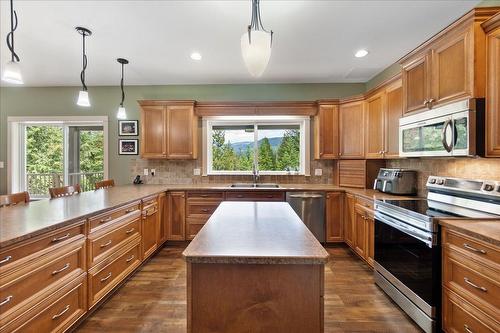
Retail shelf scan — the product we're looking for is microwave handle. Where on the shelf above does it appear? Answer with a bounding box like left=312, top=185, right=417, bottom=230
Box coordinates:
left=441, top=119, right=454, bottom=153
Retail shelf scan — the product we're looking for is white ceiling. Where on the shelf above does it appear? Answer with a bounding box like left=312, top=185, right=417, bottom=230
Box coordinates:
left=0, top=0, right=481, bottom=87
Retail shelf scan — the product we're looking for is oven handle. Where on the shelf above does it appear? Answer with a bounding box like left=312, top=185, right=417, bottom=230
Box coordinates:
left=375, top=212, right=435, bottom=248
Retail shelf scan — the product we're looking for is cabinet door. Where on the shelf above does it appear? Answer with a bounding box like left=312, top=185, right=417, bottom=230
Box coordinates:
left=366, top=215, right=374, bottom=268
left=142, top=206, right=158, bottom=259
left=158, top=192, right=168, bottom=245
left=384, top=81, right=403, bottom=158
left=166, top=105, right=197, bottom=159
left=431, top=29, right=473, bottom=108
left=486, top=25, right=500, bottom=156
left=353, top=206, right=367, bottom=258
left=343, top=193, right=355, bottom=247
left=314, top=104, right=339, bottom=159
left=402, top=52, right=431, bottom=114
left=339, top=101, right=365, bottom=159
left=365, top=93, right=385, bottom=159
left=167, top=192, right=186, bottom=240
left=325, top=192, right=343, bottom=242
left=140, top=106, right=166, bottom=158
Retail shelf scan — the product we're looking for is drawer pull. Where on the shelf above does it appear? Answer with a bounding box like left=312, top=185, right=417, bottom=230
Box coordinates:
left=463, top=243, right=486, bottom=254
left=200, top=194, right=208, bottom=198
left=100, top=272, right=112, bottom=282
left=52, top=233, right=71, bottom=243
left=464, top=277, right=487, bottom=292
left=237, top=195, right=244, bottom=198
left=100, top=240, right=113, bottom=248
left=100, top=217, right=112, bottom=223
left=0, top=295, right=13, bottom=306
left=266, top=195, right=273, bottom=198
left=125, top=208, right=136, bottom=213
left=125, top=228, right=135, bottom=234
left=52, top=263, right=70, bottom=275
left=201, top=208, right=209, bottom=212
left=126, top=255, right=135, bottom=263
left=52, top=305, right=70, bottom=320
left=464, top=324, right=473, bottom=333
left=0, top=255, right=12, bottom=265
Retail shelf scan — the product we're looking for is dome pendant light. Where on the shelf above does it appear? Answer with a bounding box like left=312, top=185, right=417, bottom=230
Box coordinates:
left=2, top=0, right=23, bottom=84
left=241, top=0, right=273, bottom=77
left=76, top=27, right=92, bottom=107
left=116, top=58, right=129, bottom=119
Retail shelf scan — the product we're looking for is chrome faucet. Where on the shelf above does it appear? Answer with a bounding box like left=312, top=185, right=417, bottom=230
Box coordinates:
left=252, top=163, right=260, bottom=185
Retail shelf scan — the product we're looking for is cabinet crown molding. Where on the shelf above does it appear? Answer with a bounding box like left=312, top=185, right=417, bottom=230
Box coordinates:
left=138, top=100, right=196, bottom=106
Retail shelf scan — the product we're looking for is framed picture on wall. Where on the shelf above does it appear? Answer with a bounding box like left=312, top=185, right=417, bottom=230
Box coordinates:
left=119, top=139, right=138, bottom=155
left=119, top=120, right=138, bottom=136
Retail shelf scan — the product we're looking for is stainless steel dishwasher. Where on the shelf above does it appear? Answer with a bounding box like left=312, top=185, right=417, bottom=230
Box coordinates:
left=286, top=192, right=325, bottom=242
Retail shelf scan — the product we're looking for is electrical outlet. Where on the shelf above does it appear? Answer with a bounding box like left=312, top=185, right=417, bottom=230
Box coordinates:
left=0, top=161, right=4, bottom=169
left=314, top=168, right=323, bottom=176
left=143, top=168, right=149, bottom=176
left=193, top=168, right=201, bottom=176
left=151, top=169, right=156, bottom=176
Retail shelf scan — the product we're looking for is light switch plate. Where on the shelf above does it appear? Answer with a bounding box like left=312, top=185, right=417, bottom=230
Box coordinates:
left=143, top=168, right=149, bottom=176
left=0, top=161, right=4, bottom=169
left=193, top=168, right=201, bottom=176
left=151, top=169, right=156, bottom=176
left=314, top=168, right=323, bottom=176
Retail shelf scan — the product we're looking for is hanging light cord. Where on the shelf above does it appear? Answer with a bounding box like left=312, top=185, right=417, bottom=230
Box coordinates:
left=6, top=0, right=20, bottom=62
left=247, top=0, right=273, bottom=45
left=120, top=63, right=125, bottom=107
left=80, top=33, right=88, bottom=91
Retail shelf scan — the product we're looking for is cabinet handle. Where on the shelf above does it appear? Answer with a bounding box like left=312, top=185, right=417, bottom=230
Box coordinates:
left=52, top=305, right=70, bottom=320
left=0, top=255, right=12, bottom=265
left=201, top=208, right=209, bottom=212
left=463, top=277, right=487, bottom=292
left=0, top=295, right=13, bottom=307
left=126, top=255, right=135, bottom=263
left=100, top=272, right=112, bottom=282
left=464, top=324, right=473, bottom=333
left=237, top=195, right=244, bottom=198
left=463, top=243, right=486, bottom=254
left=52, top=263, right=70, bottom=275
left=125, top=208, right=135, bottom=213
left=52, top=233, right=71, bottom=243
left=266, top=195, right=274, bottom=198
left=423, top=99, right=428, bottom=106
left=100, top=217, right=112, bottom=223
left=125, top=228, right=135, bottom=234
left=100, top=240, right=112, bottom=248
left=200, top=194, right=208, bottom=198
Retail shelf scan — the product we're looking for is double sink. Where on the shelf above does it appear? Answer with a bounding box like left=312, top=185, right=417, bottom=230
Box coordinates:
left=229, top=183, right=280, bottom=189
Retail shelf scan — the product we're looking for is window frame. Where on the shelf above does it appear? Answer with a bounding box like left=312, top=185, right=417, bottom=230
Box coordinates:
left=203, top=115, right=310, bottom=176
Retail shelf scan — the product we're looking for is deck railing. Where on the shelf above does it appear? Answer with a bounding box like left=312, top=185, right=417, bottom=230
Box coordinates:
left=26, top=171, right=104, bottom=198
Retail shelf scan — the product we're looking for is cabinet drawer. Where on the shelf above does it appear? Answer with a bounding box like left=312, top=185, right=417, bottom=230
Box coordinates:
left=0, top=238, right=85, bottom=317
left=142, top=195, right=158, bottom=208
left=87, top=218, right=140, bottom=267
left=186, top=201, right=221, bottom=217
left=3, top=273, right=87, bottom=333
left=88, top=201, right=141, bottom=232
left=444, top=229, right=500, bottom=268
left=444, top=248, right=499, bottom=318
left=186, top=217, right=208, bottom=240
left=356, top=196, right=374, bottom=211
left=443, top=288, right=499, bottom=333
left=0, top=222, right=85, bottom=270
left=224, top=191, right=285, bottom=201
left=187, top=191, right=224, bottom=200
left=88, top=237, right=141, bottom=308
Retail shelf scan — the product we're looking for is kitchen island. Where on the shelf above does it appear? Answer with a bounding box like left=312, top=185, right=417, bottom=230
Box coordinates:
left=182, top=201, right=329, bottom=333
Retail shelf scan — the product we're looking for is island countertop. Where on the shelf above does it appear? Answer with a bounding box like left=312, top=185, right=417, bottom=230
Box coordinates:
left=182, top=201, right=330, bottom=264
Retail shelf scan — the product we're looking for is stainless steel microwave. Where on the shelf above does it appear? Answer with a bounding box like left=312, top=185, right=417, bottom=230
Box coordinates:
left=399, top=99, right=484, bottom=157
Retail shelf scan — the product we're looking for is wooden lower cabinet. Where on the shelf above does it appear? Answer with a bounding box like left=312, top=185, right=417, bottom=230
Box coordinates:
left=343, top=193, right=355, bottom=247
left=366, top=214, right=375, bottom=268
left=185, top=191, right=223, bottom=240
left=141, top=196, right=159, bottom=259
left=325, top=192, right=343, bottom=242
left=344, top=195, right=375, bottom=268
left=224, top=191, right=284, bottom=201
left=158, top=192, right=168, bottom=245
left=353, top=205, right=367, bottom=259
left=166, top=192, right=186, bottom=241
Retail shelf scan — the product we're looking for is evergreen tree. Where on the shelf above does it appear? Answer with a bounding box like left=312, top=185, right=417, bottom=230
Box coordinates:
left=258, top=137, right=276, bottom=170
left=276, top=129, right=300, bottom=171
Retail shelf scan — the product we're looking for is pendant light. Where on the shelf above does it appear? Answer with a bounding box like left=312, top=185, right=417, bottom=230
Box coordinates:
left=240, top=0, right=273, bottom=77
left=116, top=58, right=129, bottom=119
left=2, top=0, right=23, bottom=84
left=76, top=27, right=92, bottom=107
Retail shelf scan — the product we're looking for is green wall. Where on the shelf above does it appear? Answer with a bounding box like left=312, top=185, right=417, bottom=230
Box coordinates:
left=0, top=83, right=364, bottom=194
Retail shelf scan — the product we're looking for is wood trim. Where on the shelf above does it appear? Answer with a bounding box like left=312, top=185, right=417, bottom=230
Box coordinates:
left=482, top=12, right=500, bottom=33
left=195, top=101, right=318, bottom=116
left=364, top=73, right=402, bottom=99
left=138, top=100, right=196, bottom=107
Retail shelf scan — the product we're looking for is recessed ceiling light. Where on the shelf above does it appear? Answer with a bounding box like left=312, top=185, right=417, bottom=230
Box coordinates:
left=190, top=52, right=202, bottom=61
left=355, top=49, right=369, bottom=58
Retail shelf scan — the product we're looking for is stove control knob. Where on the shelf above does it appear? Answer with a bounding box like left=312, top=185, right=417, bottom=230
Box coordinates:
left=436, top=179, right=444, bottom=185
left=483, top=184, right=494, bottom=191
left=429, top=178, right=436, bottom=184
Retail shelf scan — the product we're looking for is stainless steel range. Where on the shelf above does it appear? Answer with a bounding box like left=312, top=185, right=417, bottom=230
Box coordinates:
left=374, top=176, right=500, bottom=333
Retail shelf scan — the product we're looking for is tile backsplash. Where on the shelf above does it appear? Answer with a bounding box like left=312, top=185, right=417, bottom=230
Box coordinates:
left=129, top=159, right=335, bottom=185
left=388, top=157, right=500, bottom=196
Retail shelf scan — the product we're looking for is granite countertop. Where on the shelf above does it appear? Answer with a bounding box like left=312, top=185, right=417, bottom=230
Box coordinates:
left=0, top=183, right=419, bottom=248
left=182, top=201, right=330, bottom=264
left=439, top=219, right=500, bottom=247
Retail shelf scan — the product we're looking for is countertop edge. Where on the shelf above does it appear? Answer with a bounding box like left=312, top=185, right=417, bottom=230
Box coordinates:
left=182, top=255, right=330, bottom=265
left=439, top=219, right=500, bottom=247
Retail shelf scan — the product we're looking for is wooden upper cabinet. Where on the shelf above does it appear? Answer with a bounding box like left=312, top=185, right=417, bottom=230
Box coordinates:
left=484, top=13, right=500, bottom=156
left=339, top=100, right=365, bottom=159
left=166, top=104, right=198, bottom=159
left=365, top=92, right=385, bottom=159
left=140, top=106, right=166, bottom=158
left=139, top=101, right=197, bottom=160
left=314, top=103, right=339, bottom=159
left=402, top=52, right=431, bottom=114
left=384, top=80, right=403, bottom=158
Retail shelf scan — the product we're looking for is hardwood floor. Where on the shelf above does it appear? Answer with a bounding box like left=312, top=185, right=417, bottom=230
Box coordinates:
left=76, top=244, right=422, bottom=333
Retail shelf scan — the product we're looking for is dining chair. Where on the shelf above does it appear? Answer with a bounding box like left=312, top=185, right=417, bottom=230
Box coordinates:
left=0, top=191, right=30, bottom=207
left=95, top=179, right=115, bottom=190
left=49, top=184, right=82, bottom=199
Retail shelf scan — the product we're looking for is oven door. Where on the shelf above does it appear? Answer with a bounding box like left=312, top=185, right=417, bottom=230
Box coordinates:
left=374, top=212, right=440, bottom=317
